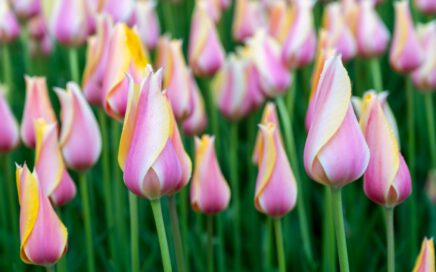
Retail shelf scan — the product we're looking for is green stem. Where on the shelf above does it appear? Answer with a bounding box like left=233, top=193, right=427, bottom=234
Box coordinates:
left=46, top=265, right=56, bottom=272
left=2, top=44, right=13, bottom=103
left=2, top=155, right=17, bottom=234
left=263, top=218, right=273, bottom=271
left=79, top=173, right=95, bottom=272
left=323, top=187, right=336, bottom=272
left=385, top=208, right=395, bottom=272
left=425, top=93, right=436, bottom=168
left=216, top=214, right=225, bottom=272
left=150, top=199, right=173, bottom=272
left=180, top=187, right=190, bottom=271
left=129, top=192, right=139, bottom=272
left=370, top=58, right=383, bottom=92
left=68, top=47, right=80, bottom=83
left=331, top=187, right=349, bottom=272
left=168, top=195, right=186, bottom=272
left=274, top=219, right=286, bottom=272
left=207, top=215, right=214, bottom=272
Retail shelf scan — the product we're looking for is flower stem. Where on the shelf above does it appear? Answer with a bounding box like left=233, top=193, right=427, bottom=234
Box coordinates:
left=425, top=93, right=436, bottom=168
left=150, top=199, right=173, bottom=272
left=79, top=172, right=95, bottom=272
left=370, top=58, right=383, bottom=92
left=331, top=187, right=349, bottom=272
left=68, top=47, right=80, bottom=83
left=129, top=192, right=139, bottom=272
left=385, top=208, right=395, bottom=272
left=323, top=187, right=336, bottom=272
left=46, top=265, right=56, bottom=272
left=168, top=195, right=186, bottom=272
left=2, top=44, right=13, bottom=103
left=207, top=215, right=214, bottom=272
left=1, top=155, right=17, bottom=234
left=274, top=219, right=286, bottom=272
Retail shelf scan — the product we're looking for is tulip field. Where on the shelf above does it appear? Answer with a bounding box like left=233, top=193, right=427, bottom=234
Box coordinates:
left=1, top=0, right=436, bottom=271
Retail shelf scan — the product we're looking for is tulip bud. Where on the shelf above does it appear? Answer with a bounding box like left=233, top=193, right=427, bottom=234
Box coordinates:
left=16, top=164, right=68, bottom=266
left=355, top=0, right=390, bottom=58
left=101, top=0, right=134, bottom=23
left=135, top=0, right=160, bottom=49
left=253, top=102, right=280, bottom=164
left=412, top=22, right=436, bottom=91
left=245, top=30, right=291, bottom=97
left=413, top=238, right=435, bottom=272
left=232, top=0, right=263, bottom=42
left=183, top=72, right=208, bottom=136
left=255, top=123, right=297, bottom=217
left=0, top=0, right=20, bottom=43
left=188, top=0, right=225, bottom=76
left=282, top=0, right=317, bottom=68
left=390, top=0, right=423, bottom=74
left=34, top=119, right=76, bottom=206
left=191, top=135, right=230, bottom=214
left=28, top=15, right=48, bottom=41
left=55, top=82, right=102, bottom=171
left=360, top=91, right=411, bottom=207
left=12, top=0, right=41, bottom=19
left=265, top=0, right=290, bottom=42
left=118, top=68, right=192, bottom=200
left=21, top=76, right=57, bottom=148
left=415, top=0, right=436, bottom=15
left=426, top=169, right=436, bottom=204
left=0, top=86, right=19, bottom=152
left=156, top=37, right=192, bottom=120
left=304, top=55, right=370, bottom=187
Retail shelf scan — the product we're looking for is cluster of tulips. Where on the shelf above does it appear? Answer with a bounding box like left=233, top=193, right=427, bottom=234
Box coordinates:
left=0, top=0, right=436, bottom=271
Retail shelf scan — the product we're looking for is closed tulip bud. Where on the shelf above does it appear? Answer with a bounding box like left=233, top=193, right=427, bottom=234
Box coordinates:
left=255, top=123, right=297, bottom=217
left=118, top=68, right=192, bottom=199
left=232, top=0, right=263, bottom=42
left=21, top=76, right=56, bottom=148
left=304, top=55, right=369, bottom=187
left=253, top=102, right=280, bottom=164
left=156, top=37, right=192, bottom=120
left=188, top=0, right=225, bottom=76
left=415, top=0, right=436, bottom=15
left=412, top=22, right=436, bottom=91
left=426, top=169, right=436, bottom=204
left=101, top=0, right=134, bottom=23
left=266, top=0, right=290, bottom=42
left=82, top=15, right=113, bottom=106
left=0, top=0, right=20, bottom=43
left=135, top=0, right=160, bottom=49
left=282, top=0, right=317, bottom=69
left=34, top=119, right=76, bottom=206
left=55, top=82, right=102, bottom=171
left=413, top=238, right=435, bottom=272
left=16, top=164, right=68, bottom=266
left=28, top=15, right=48, bottom=41
left=0, top=86, right=19, bottom=152
left=191, top=135, right=230, bottom=214
left=246, top=30, right=291, bottom=97
left=183, top=72, right=208, bottom=136
left=355, top=0, right=390, bottom=58
left=390, top=0, right=423, bottom=74
left=360, top=91, right=411, bottom=207
left=12, top=0, right=41, bottom=19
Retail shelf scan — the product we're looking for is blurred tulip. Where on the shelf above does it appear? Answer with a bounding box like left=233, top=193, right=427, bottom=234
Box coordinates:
left=266, top=0, right=289, bottom=42
left=212, top=53, right=264, bottom=121
left=426, top=169, right=436, bottom=204
left=101, top=0, right=134, bottom=23
left=355, top=0, right=390, bottom=58
left=412, top=21, right=436, bottom=91
left=12, top=0, right=41, bottom=18
left=103, top=23, right=149, bottom=120
left=135, top=0, right=160, bottom=49
left=203, top=0, right=225, bottom=22
left=0, top=86, right=19, bottom=152
left=360, top=91, right=411, bottom=207
left=21, top=76, right=56, bottom=148
left=118, top=68, right=191, bottom=200
left=188, top=0, right=225, bottom=76
left=82, top=15, right=113, bottom=106
left=245, top=30, right=291, bottom=97
left=304, top=55, right=369, bottom=187
left=55, top=82, right=102, bottom=171
left=415, top=0, right=436, bottom=15
left=29, top=34, right=53, bottom=57
left=254, top=123, right=297, bottom=217
left=191, top=135, right=230, bottom=214
left=413, top=238, right=435, bottom=272
left=232, top=0, right=263, bottom=42
left=16, top=164, right=68, bottom=266
left=253, top=102, right=280, bottom=164
left=156, top=37, right=192, bottom=120
left=34, top=119, right=76, bottom=206
left=0, top=0, right=20, bottom=43
left=390, top=0, right=423, bottom=74
left=282, top=0, right=317, bottom=68
left=28, top=14, right=48, bottom=40
left=183, top=72, right=208, bottom=136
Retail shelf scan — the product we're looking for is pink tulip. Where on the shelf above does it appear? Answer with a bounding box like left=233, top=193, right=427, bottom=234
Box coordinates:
left=0, top=0, right=20, bottom=43
left=0, top=86, right=19, bottom=152
left=191, top=135, right=230, bottom=214
left=413, top=238, right=435, bottom=272
left=55, top=82, right=102, bottom=171
left=415, top=0, right=436, bottom=15
left=118, top=68, right=192, bottom=199
left=16, top=164, right=68, bottom=266
left=21, top=76, right=57, bottom=148
left=101, top=0, right=135, bottom=23
left=390, top=0, right=423, bottom=74
left=188, top=0, right=225, bottom=76
left=253, top=102, right=280, bottom=165
left=135, top=0, right=160, bottom=49
left=34, top=119, right=76, bottom=206
left=183, top=72, right=208, bottom=136
left=28, top=14, right=48, bottom=40
left=412, top=21, right=436, bottom=91
left=12, top=0, right=41, bottom=19
left=232, top=0, right=263, bottom=42
left=265, top=0, right=289, bottom=42
left=355, top=0, right=390, bottom=58
left=304, top=55, right=369, bottom=187
left=255, top=123, right=297, bottom=217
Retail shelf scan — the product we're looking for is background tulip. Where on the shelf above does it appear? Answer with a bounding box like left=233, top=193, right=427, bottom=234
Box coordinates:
left=413, top=238, right=435, bottom=272
left=135, top=0, right=160, bottom=49
left=232, top=0, right=263, bottom=42
left=415, top=0, right=436, bottom=15
left=412, top=21, right=436, bottom=91
left=12, top=0, right=41, bottom=19
left=101, top=0, right=135, bottom=24
left=183, top=72, right=208, bottom=136
left=0, top=86, right=19, bottom=152
left=0, top=0, right=20, bottom=43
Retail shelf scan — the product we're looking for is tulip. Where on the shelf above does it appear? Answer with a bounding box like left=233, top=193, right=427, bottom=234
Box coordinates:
left=265, top=0, right=289, bottom=42
left=101, top=0, right=134, bottom=24
left=156, top=36, right=192, bottom=120
left=281, top=0, right=317, bottom=69
left=0, top=86, right=19, bottom=152
left=232, top=0, right=263, bottom=42
left=304, top=55, right=369, bottom=187
left=103, top=23, right=149, bottom=120
left=355, top=0, right=390, bottom=58
left=413, top=238, right=435, bottom=272
left=245, top=30, right=291, bottom=97
left=55, top=82, right=102, bottom=171
left=412, top=21, right=436, bottom=91
left=16, top=164, right=68, bottom=266
left=34, top=118, right=76, bottom=206
left=390, top=0, right=423, bottom=74
left=415, top=0, right=436, bottom=15
left=183, top=72, right=208, bottom=136
left=21, top=76, right=57, bottom=148
left=118, top=68, right=192, bottom=200
left=28, top=14, right=48, bottom=41
left=188, top=0, right=225, bottom=76
left=135, top=0, right=160, bottom=49
left=252, top=102, right=280, bottom=164
left=0, top=0, right=20, bottom=43
left=29, top=34, right=53, bottom=57
left=426, top=169, right=436, bottom=204
left=12, top=0, right=41, bottom=19
left=191, top=135, right=230, bottom=213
